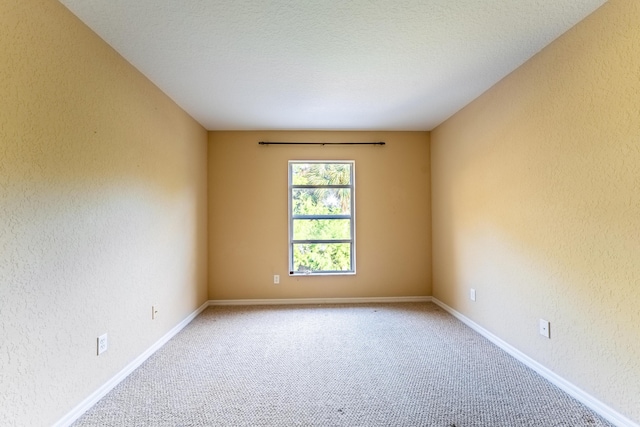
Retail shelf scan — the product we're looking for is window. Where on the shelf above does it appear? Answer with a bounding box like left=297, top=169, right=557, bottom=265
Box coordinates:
left=289, top=161, right=355, bottom=275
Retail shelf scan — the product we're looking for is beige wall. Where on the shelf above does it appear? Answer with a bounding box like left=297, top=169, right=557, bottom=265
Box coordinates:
left=208, top=131, right=431, bottom=300
left=0, top=1, right=208, bottom=425
left=431, top=0, right=640, bottom=422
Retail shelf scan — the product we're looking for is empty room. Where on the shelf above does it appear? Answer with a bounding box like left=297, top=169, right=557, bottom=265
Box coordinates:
left=1, top=0, right=638, bottom=426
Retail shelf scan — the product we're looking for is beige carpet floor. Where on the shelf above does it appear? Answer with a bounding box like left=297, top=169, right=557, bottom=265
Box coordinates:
left=73, top=302, right=613, bottom=426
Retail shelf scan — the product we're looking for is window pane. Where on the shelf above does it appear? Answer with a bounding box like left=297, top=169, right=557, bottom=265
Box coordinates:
left=292, top=243, right=351, bottom=272
left=291, top=163, right=352, bottom=186
left=292, top=188, right=351, bottom=215
left=293, top=219, right=351, bottom=240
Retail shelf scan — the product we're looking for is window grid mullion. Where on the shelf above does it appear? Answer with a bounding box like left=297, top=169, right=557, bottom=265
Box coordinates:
left=293, top=215, right=351, bottom=220
left=292, top=239, right=352, bottom=244
left=292, top=185, right=351, bottom=189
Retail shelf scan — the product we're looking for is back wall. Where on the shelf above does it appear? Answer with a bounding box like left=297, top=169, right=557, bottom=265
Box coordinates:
left=208, top=131, right=431, bottom=300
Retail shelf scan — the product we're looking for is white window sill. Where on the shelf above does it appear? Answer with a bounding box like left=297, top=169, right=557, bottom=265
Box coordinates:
left=289, top=272, right=356, bottom=277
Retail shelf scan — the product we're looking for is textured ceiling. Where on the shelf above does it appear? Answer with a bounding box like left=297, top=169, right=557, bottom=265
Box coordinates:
left=58, top=0, right=606, bottom=131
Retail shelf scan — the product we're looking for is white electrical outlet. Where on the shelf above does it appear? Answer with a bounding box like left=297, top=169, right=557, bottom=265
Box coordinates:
left=97, top=333, right=108, bottom=355
left=470, top=288, right=476, bottom=301
left=152, top=305, right=158, bottom=320
left=273, top=274, right=280, bottom=284
left=539, top=319, right=551, bottom=338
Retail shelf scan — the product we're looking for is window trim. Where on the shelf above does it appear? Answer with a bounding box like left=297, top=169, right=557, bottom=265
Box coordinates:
left=288, top=160, right=356, bottom=276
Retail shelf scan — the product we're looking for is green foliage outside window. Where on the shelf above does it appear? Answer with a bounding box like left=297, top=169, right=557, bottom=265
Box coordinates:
left=290, top=162, right=354, bottom=273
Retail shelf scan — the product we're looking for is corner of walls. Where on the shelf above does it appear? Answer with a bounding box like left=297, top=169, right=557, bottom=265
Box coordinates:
left=424, top=131, right=433, bottom=296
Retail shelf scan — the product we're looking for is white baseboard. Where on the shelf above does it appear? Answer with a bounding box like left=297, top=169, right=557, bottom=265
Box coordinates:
left=208, top=296, right=433, bottom=306
left=431, top=298, right=638, bottom=427
left=54, top=296, right=428, bottom=425
left=54, top=300, right=210, bottom=427
left=56, top=296, right=635, bottom=427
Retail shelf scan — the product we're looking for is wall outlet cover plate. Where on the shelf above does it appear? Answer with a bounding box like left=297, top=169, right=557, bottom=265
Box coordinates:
left=97, top=333, right=108, bottom=355
left=539, top=319, right=550, bottom=338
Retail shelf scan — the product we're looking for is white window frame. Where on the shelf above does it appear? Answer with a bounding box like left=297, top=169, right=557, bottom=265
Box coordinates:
left=288, top=160, right=356, bottom=276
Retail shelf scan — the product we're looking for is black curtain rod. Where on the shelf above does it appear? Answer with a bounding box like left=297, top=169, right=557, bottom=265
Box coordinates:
left=258, top=141, right=385, bottom=146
